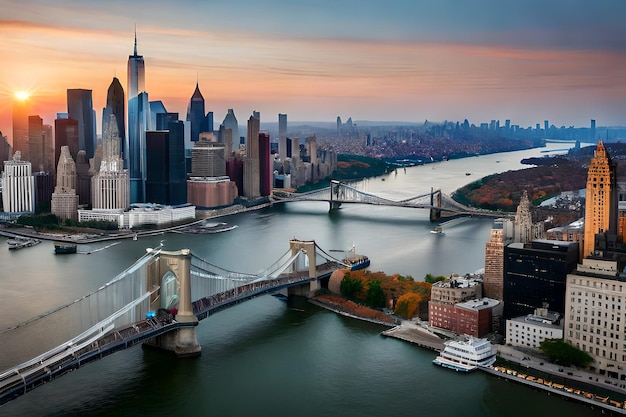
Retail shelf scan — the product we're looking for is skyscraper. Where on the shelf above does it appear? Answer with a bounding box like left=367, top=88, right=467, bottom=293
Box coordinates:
left=51, top=146, right=79, bottom=221
left=28, top=115, right=44, bottom=172
left=12, top=95, right=30, bottom=159
left=145, top=121, right=186, bottom=205
left=1, top=152, right=35, bottom=214
left=103, top=77, right=125, bottom=159
left=91, top=115, right=129, bottom=210
left=54, top=117, right=79, bottom=170
left=222, top=109, right=239, bottom=153
left=583, top=140, right=615, bottom=258
left=67, top=88, right=96, bottom=159
left=243, top=112, right=260, bottom=198
left=127, top=30, right=148, bottom=203
left=186, top=82, right=206, bottom=142
left=278, top=113, right=287, bottom=162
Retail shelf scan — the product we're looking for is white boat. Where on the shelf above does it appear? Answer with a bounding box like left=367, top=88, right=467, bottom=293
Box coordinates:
left=433, top=336, right=497, bottom=372
left=430, top=226, right=444, bottom=235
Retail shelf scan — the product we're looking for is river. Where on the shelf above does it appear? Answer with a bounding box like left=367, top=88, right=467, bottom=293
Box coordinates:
left=0, top=142, right=602, bottom=416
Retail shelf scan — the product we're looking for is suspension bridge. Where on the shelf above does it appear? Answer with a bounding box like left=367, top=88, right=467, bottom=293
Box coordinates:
left=273, top=180, right=504, bottom=221
left=0, top=239, right=363, bottom=405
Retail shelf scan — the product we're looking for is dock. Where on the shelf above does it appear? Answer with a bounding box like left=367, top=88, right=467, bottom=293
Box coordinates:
left=381, top=323, right=445, bottom=351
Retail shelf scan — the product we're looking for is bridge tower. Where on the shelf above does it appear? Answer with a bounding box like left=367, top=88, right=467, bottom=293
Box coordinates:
left=143, top=249, right=201, bottom=357
left=329, top=179, right=342, bottom=211
left=429, top=187, right=442, bottom=222
left=287, top=239, right=320, bottom=297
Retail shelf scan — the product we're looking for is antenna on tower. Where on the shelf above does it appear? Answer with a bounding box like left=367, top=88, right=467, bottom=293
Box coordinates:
left=133, top=24, right=137, bottom=55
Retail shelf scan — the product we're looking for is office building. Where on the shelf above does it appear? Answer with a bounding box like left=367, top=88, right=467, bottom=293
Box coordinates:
left=12, top=95, right=30, bottom=160
left=54, top=117, right=79, bottom=169
left=583, top=141, right=615, bottom=258
left=1, top=152, right=35, bottom=214
left=51, top=146, right=79, bottom=221
left=28, top=115, right=44, bottom=172
left=127, top=31, right=148, bottom=203
left=145, top=121, right=186, bottom=205
left=259, top=132, right=272, bottom=196
left=564, top=258, right=626, bottom=383
left=102, top=76, right=125, bottom=160
left=278, top=113, right=287, bottom=162
left=91, top=115, right=129, bottom=210
left=186, top=82, right=206, bottom=142
left=243, top=112, right=260, bottom=198
left=222, top=109, right=239, bottom=154
left=503, top=240, right=579, bottom=320
left=0, top=132, right=10, bottom=168
left=67, top=88, right=96, bottom=159
left=506, top=308, right=563, bottom=348
left=75, top=150, right=92, bottom=206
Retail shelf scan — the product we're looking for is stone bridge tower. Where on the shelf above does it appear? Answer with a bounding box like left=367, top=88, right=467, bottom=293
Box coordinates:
left=143, top=249, right=201, bottom=357
left=288, top=239, right=320, bottom=297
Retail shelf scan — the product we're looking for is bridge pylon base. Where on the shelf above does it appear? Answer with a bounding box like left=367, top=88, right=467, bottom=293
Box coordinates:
left=329, top=201, right=342, bottom=211
left=143, top=320, right=201, bottom=358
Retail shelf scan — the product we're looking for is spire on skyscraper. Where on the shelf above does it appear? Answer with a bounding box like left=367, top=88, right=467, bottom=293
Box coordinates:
left=134, top=25, right=137, bottom=56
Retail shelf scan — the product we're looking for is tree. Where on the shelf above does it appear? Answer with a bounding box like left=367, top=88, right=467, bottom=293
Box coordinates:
left=539, top=339, right=593, bottom=367
left=366, top=280, right=386, bottom=308
left=424, top=273, right=446, bottom=284
left=394, top=292, right=424, bottom=319
left=340, top=274, right=363, bottom=299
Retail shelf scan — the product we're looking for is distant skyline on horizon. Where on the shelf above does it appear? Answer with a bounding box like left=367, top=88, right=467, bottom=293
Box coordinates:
left=1, top=0, right=625, bottom=139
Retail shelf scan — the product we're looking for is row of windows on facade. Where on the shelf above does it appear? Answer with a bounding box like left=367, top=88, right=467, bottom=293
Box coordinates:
left=570, top=332, right=621, bottom=348
left=572, top=280, right=624, bottom=291
left=569, top=321, right=621, bottom=335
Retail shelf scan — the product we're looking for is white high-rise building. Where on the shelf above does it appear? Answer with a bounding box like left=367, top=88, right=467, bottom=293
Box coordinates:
left=1, top=151, right=35, bottom=214
left=91, top=115, right=130, bottom=210
left=51, top=146, right=79, bottom=221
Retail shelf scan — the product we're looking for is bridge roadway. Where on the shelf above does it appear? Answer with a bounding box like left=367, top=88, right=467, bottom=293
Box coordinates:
left=273, top=181, right=512, bottom=219
left=0, top=262, right=339, bottom=405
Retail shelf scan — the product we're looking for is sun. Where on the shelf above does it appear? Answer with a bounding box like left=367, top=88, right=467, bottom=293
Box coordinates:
left=14, top=91, right=30, bottom=101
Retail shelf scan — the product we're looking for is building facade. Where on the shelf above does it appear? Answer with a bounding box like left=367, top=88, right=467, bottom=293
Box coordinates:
left=145, top=121, right=186, bottom=205
left=583, top=140, right=615, bottom=258
left=565, top=259, right=626, bottom=383
left=91, top=115, right=130, bottom=210
left=503, top=240, right=579, bottom=321
left=51, top=146, right=79, bottom=221
left=1, top=152, right=35, bottom=214
left=506, top=308, right=563, bottom=348
left=67, top=88, right=96, bottom=159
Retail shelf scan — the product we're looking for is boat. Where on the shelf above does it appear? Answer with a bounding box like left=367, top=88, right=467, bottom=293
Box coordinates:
left=7, top=237, right=41, bottom=250
left=465, top=172, right=471, bottom=176
left=345, top=255, right=370, bottom=271
left=54, top=242, right=77, bottom=254
left=432, top=336, right=497, bottom=372
left=430, top=226, right=444, bottom=235
left=341, top=243, right=370, bottom=271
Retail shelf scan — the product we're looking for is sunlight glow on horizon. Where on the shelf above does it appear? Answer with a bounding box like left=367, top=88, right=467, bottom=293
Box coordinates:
left=14, top=91, right=30, bottom=101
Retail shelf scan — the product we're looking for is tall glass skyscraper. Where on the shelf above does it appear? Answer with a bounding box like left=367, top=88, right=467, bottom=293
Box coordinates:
left=186, top=83, right=206, bottom=142
left=127, top=31, right=148, bottom=203
left=67, top=89, right=96, bottom=159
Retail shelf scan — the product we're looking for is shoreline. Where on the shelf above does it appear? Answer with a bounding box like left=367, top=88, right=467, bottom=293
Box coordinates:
left=310, top=293, right=626, bottom=414
left=0, top=202, right=272, bottom=244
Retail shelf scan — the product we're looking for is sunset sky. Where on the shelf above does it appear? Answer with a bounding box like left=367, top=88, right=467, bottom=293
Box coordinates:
left=1, top=0, right=625, bottom=140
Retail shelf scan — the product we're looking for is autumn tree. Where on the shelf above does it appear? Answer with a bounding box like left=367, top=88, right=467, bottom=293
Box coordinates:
left=394, top=292, right=424, bottom=319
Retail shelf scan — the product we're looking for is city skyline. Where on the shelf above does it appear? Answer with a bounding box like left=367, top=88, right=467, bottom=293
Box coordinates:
left=1, top=0, right=626, bottom=138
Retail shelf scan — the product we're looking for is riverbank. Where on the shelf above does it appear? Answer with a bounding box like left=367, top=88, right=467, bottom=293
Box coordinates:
left=309, top=294, right=397, bottom=326
left=0, top=202, right=272, bottom=244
